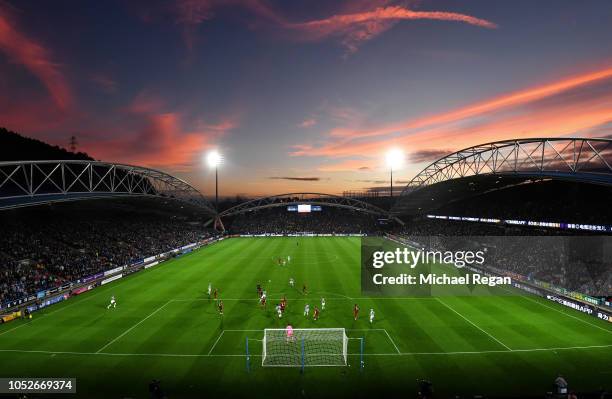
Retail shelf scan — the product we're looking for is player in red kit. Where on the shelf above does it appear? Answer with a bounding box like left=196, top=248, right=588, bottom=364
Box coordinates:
left=353, top=304, right=359, bottom=320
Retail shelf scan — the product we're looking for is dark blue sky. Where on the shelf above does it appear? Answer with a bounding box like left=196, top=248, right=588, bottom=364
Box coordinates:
left=1, top=0, right=612, bottom=196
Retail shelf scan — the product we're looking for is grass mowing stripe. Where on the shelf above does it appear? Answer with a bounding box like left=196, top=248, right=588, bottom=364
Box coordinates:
left=0, top=320, right=29, bottom=337
left=435, top=297, right=512, bottom=351
left=510, top=290, right=612, bottom=336
left=0, top=271, right=137, bottom=338
left=2, top=237, right=611, bottom=399
left=96, top=300, right=172, bottom=353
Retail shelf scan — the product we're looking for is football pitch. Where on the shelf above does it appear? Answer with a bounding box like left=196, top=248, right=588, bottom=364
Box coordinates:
left=1, top=237, right=611, bottom=398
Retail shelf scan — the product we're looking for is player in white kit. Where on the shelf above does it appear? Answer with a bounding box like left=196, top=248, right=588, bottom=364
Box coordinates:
left=321, top=297, right=326, bottom=310
left=369, top=308, right=375, bottom=324
left=107, top=295, right=116, bottom=309
left=304, top=303, right=310, bottom=317
left=275, top=304, right=282, bottom=318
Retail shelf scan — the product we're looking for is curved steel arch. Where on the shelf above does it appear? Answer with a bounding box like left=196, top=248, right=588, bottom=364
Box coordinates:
left=393, top=137, right=612, bottom=215
left=0, top=160, right=216, bottom=215
left=220, top=192, right=403, bottom=224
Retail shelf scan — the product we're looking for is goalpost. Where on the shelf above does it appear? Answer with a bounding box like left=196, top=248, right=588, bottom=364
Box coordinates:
left=261, top=328, right=349, bottom=368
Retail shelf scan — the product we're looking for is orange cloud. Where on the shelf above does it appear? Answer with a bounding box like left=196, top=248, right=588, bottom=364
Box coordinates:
left=81, top=91, right=238, bottom=171
left=86, top=112, right=237, bottom=171
left=168, top=1, right=496, bottom=54
left=0, top=6, right=72, bottom=110
left=329, top=66, right=612, bottom=142
left=292, top=66, right=612, bottom=169
left=288, top=5, right=497, bottom=53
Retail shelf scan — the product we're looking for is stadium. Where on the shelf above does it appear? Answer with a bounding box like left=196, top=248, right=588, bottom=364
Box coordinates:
left=1, top=2, right=612, bottom=398
left=1, top=131, right=611, bottom=399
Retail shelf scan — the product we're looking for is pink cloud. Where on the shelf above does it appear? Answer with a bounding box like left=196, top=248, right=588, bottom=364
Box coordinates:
left=125, top=90, right=166, bottom=114
left=85, top=113, right=235, bottom=171
left=288, top=5, right=497, bottom=53
left=82, top=91, right=238, bottom=171
left=327, top=67, right=612, bottom=142
left=290, top=66, right=612, bottom=166
left=168, top=1, right=496, bottom=54
left=90, top=73, right=118, bottom=93
left=0, top=5, right=72, bottom=110
left=172, top=0, right=285, bottom=50
left=298, top=118, right=317, bottom=128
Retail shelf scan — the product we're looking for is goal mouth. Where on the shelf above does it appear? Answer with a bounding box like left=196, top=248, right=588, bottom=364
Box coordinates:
left=261, top=328, right=349, bottom=368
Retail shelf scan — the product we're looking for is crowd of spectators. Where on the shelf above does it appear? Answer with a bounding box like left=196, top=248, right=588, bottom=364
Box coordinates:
left=227, top=207, right=383, bottom=235
left=2, top=193, right=611, bottom=307
left=398, top=219, right=612, bottom=297
left=399, top=217, right=608, bottom=236
left=435, top=179, right=612, bottom=226
left=0, top=199, right=214, bottom=305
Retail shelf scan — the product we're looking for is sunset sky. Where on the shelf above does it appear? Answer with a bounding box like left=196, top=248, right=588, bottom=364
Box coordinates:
left=1, top=0, right=612, bottom=197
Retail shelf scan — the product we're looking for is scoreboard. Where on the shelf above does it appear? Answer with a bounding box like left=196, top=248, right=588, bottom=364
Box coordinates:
left=287, top=204, right=322, bottom=213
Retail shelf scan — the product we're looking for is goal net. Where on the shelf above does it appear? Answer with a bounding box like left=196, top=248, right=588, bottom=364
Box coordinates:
left=262, top=328, right=348, bottom=367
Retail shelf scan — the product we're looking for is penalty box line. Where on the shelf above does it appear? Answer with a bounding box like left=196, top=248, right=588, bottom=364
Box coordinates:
left=435, top=297, right=512, bottom=351
left=207, top=330, right=225, bottom=355
left=1, top=343, right=611, bottom=358
left=96, top=300, right=173, bottom=354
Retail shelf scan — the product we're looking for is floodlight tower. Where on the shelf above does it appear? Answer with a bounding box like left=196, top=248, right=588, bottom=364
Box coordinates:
left=207, top=150, right=222, bottom=211
left=385, top=148, right=404, bottom=198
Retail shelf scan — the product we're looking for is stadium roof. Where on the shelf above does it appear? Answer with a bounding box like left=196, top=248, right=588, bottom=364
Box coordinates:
left=392, top=137, right=612, bottom=215
left=219, top=192, right=403, bottom=224
left=0, top=160, right=216, bottom=215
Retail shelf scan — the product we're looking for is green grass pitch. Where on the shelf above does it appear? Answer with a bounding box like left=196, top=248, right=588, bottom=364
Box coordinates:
left=0, top=237, right=611, bottom=398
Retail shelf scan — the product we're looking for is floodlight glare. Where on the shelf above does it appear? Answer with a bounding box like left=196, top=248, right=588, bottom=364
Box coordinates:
left=386, top=148, right=404, bottom=169
left=207, top=151, right=222, bottom=168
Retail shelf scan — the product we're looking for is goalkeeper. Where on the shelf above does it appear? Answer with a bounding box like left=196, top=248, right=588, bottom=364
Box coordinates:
left=285, top=324, right=294, bottom=342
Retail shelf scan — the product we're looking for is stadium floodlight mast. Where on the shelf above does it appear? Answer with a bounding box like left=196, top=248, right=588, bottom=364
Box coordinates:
left=385, top=148, right=404, bottom=198
left=207, top=150, right=223, bottom=211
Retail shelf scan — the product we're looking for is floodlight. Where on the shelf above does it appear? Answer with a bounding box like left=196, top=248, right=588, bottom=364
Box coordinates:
left=207, top=151, right=222, bottom=168
left=386, top=148, right=404, bottom=169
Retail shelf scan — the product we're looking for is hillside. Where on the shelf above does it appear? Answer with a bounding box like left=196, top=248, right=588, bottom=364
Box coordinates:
left=0, top=127, right=93, bottom=162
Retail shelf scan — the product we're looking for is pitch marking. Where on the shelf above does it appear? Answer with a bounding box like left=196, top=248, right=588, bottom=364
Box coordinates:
left=435, top=298, right=512, bottom=351
left=506, top=289, right=612, bottom=336
left=207, top=330, right=225, bottom=355
left=96, top=300, right=172, bottom=353
left=0, top=343, right=610, bottom=358
left=382, top=329, right=401, bottom=354
left=0, top=271, right=146, bottom=337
